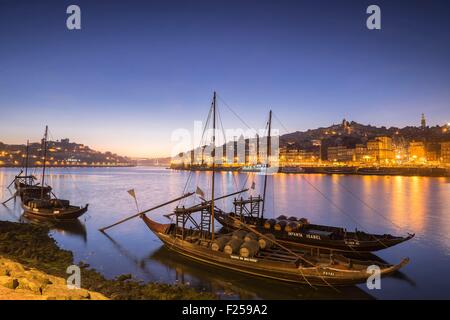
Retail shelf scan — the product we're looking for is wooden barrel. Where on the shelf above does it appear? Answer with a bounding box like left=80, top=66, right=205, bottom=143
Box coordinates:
left=274, top=220, right=287, bottom=231
left=244, top=232, right=258, bottom=242
left=288, top=216, right=298, bottom=221
left=224, top=238, right=244, bottom=255
left=299, top=217, right=309, bottom=224
left=263, top=219, right=276, bottom=229
left=285, top=221, right=299, bottom=232
left=277, top=215, right=287, bottom=220
left=211, top=236, right=231, bottom=251
left=50, top=199, right=70, bottom=207
left=239, top=240, right=260, bottom=258
left=232, top=230, right=247, bottom=240
left=258, top=233, right=276, bottom=249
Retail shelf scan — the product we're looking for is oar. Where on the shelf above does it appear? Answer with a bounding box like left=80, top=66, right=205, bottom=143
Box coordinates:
left=163, top=188, right=249, bottom=219
left=2, top=193, right=17, bottom=205
left=6, top=180, right=15, bottom=190
left=99, top=192, right=195, bottom=232
left=7, top=170, right=24, bottom=189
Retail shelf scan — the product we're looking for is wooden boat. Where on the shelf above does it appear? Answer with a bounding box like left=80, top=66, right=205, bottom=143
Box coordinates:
left=19, top=126, right=89, bottom=221
left=141, top=214, right=408, bottom=286
left=21, top=198, right=88, bottom=220
left=149, top=246, right=377, bottom=300
left=16, top=182, right=52, bottom=199
left=215, top=209, right=414, bottom=253
left=11, top=142, right=52, bottom=199
left=214, top=110, right=414, bottom=253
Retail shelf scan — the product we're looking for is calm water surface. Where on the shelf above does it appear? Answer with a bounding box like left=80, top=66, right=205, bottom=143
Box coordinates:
left=1, top=167, right=449, bottom=299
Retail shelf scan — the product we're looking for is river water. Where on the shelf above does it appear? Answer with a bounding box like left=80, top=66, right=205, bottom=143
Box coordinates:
left=1, top=167, right=449, bottom=299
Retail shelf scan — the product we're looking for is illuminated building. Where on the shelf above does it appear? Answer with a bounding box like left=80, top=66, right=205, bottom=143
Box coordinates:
left=408, top=141, right=426, bottom=162
left=441, top=142, right=450, bottom=164
left=367, top=136, right=394, bottom=163
left=426, top=143, right=441, bottom=163
left=355, top=144, right=368, bottom=162
left=327, top=146, right=355, bottom=162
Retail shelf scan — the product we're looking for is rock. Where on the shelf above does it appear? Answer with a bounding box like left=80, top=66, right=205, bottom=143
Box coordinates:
left=89, top=292, right=108, bottom=300
left=0, top=265, right=9, bottom=276
left=28, top=270, right=53, bottom=285
left=17, top=278, right=43, bottom=294
left=116, top=274, right=132, bottom=281
left=0, top=276, right=19, bottom=289
left=4, top=260, right=25, bottom=273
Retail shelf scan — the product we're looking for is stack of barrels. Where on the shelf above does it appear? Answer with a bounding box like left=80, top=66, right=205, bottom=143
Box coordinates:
left=211, top=230, right=278, bottom=258
left=264, top=215, right=309, bottom=232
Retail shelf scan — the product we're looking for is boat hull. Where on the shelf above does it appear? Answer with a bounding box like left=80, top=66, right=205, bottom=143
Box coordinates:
left=21, top=202, right=89, bottom=221
left=141, top=215, right=408, bottom=286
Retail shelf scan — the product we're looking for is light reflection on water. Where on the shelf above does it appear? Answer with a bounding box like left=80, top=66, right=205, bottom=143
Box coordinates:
left=1, top=167, right=449, bottom=299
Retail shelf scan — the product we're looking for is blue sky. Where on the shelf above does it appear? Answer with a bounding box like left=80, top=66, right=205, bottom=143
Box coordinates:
left=0, top=0, right=449, bottom=157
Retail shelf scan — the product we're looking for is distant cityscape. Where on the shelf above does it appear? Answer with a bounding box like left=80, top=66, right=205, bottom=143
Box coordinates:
left=0, top=138, right=136, bottom=167
left=171, top=114, right=450, bottom=170
left=1, top=114, right=449, bottom=171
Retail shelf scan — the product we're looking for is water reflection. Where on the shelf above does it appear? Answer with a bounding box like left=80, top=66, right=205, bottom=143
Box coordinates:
left=148, top=246, right=374, bottom=300
left=20, top=213, right=87, bottom=242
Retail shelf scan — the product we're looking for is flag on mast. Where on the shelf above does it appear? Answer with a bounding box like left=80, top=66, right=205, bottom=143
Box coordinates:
left=127, top=189, right=140, bottom=213
left=196, top=186, right=205, bottom=198
left=127, top=189, right=136, bottom=199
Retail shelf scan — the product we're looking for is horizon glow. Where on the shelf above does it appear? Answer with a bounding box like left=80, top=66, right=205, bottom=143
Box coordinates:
left=1, top=0, right=449, bottom=158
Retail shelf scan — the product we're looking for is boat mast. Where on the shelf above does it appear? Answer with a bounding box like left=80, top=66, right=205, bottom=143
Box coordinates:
left=211, top=92, right=216, bottom=241
left=261, top=110, right=272, bottom=219
left=25, top=140, right=29, bottom=178
left=41, top=126, right=48, bottom=199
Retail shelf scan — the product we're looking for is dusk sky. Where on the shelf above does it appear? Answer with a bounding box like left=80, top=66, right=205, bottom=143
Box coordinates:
left=1, top=0, right=449, bottom=157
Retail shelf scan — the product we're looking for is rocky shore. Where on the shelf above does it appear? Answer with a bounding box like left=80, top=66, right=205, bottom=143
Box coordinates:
left=0, top=221, right=215, bottom=300
left=0, top=257, right=108, bottom=300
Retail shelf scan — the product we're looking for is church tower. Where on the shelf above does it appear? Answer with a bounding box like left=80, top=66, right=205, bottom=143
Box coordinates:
left=421, top=113, right=426, bottom=129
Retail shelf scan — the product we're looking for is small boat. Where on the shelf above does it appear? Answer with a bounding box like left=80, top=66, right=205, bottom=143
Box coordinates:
left=324, top=167, right=356, bottom=175
left=280, top=166, right=305, bottom=174
left=240, top=164, right=268, bottom=173
left=356, top=167, right=403, bottom=176
left=21, top=197, right=89, bottom=221
left=8, top=141, right=52, bottom=199
left=19, top=126, right=89, bottom=221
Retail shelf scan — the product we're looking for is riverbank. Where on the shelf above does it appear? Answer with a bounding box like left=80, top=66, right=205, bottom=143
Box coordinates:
left=170, top=165, right=450, bottom=177
left=0, top=221, right=215, bottom=300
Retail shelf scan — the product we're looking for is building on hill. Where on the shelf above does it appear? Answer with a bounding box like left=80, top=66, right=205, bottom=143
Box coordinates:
left=355, top=144, right=368, bottom=162
left=366, top=136, right=394, bottom=163
left=440, top=142, right=450, bottom=164
left=408, top=141, right=426, bottom=162
left=426, top=142, right=441, bottom=163
left=327, top=145, right=355, bottom=163
left=0, top=139, right=135, bottom=167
